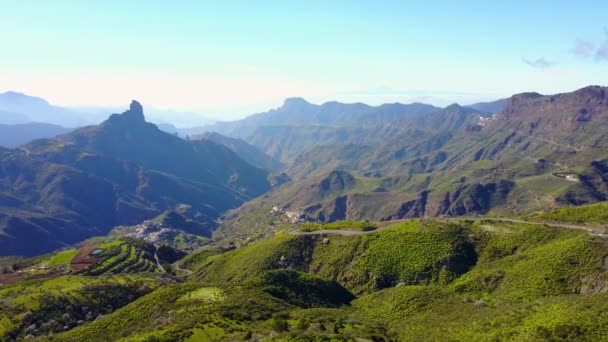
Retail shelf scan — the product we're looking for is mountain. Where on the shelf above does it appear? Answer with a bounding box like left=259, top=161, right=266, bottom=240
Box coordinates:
left=201, top=98, right=441, bottom=162
left=0, top=122, right=72, bottom=148
left=0, top=101, right=271, bottom=256
left=0, top=91, right=100, bottom=127
left=465, top=98, right=508, bottom=113
left=193, top=132, right=283, bottom=171
left=217, top=86, right=608, bottom=239
left=0, top=110, right=30, bottom=124
left=155, top=123, right=179, bottom=135
left=207, top=97, right=439, bottom=134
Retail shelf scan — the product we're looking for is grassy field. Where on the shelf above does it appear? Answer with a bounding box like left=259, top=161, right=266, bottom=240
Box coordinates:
left=530, top=201, right=608, bottom=225
left=47, top=249, right=78, bottom=267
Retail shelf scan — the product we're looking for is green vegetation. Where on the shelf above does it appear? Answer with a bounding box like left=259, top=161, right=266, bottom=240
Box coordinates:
left=194, top=233, right=315, bottom=283
left=254, top=270, right=355, bottom=308
left=177, top=287, right=226, bottom=304
left=47, top=249, right=78, bottom=267
left=531, top=201, right=608, bottom=225
left=301, top=220, right=377, bottom=232
left=80, top=240, right=160, bottom=276
left=301, top=221, right=478, bottom=294
left=4, top=213, right=608, bottom=340
left=178, top=247, right=223, bottom=271
left=0, top=274, right=161, bottom=339
left=198, top=220, right=477, bottom=294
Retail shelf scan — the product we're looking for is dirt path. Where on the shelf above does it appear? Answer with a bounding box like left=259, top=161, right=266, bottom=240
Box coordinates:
left=154, top=252, right=166, bottom=273
left=173, top=261, right=193, bottom=276
left=290, top=217, right=606, bottom=238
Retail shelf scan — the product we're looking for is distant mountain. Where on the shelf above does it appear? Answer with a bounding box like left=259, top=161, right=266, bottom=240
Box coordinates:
left=218, top=86, right=608, bottom=239
left=207, top=97, right=440, bottom=132
left=193, top=132, right=283, bottom=171
left=0, top=91, right=100, bottom=127
left=156, top=123, right=179, bottom=135
left=0, top=110, right=30, bottom=124
left=176, top=126, right=218, bottom=138
left=0, top=101, right=270, bottom=256
left=0, top=123, right=72, bottom=148
left=465, top=98, right=508, bottom=113
left=201, top=98, right=441, bottom=162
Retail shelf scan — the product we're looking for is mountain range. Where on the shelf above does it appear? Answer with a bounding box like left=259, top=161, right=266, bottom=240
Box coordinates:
left=2, top=86, right=608, bottom=255
left=0, top=91, right=93, bottom=127
left=214, top=86, right=608, bottom=241
left=0, top=101, right=270, bottom=256
left=0, top=123, right=72, bottom=148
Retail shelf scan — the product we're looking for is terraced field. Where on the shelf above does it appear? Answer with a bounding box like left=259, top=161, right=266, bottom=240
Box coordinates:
left=81, top=242, right=159, bottom=276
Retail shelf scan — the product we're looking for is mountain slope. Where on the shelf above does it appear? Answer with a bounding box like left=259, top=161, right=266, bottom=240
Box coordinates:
left=0, top=101, right=270, bottom=256
left=193, top=132, right=282, bottom=171
left=465, top=98, right=507, bottom=113
left=0, top=91, right=100, bottom=127
left=0, top=122, right=72, bottom=147
left=218, top=86, right=608, bottom=238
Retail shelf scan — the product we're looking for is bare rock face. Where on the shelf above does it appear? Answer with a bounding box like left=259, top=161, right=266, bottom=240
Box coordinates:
left=382, top=181, right=515, bottom=220
left=106, top=100, right=146, bottom=125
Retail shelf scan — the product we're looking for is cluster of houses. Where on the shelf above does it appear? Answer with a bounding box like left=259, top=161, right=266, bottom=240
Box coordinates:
left=119, top=220, right=175, bottom=243
left=271, top=205, right=307, bottom=223
left=477, top=114, right=498, bottom=127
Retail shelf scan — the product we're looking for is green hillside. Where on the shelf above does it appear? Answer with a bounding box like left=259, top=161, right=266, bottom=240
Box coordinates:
left=3, top=211, right=608, bottom=340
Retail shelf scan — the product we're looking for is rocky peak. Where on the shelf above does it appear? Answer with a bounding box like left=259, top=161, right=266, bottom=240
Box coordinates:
left=129, top=100, right=144, bottom=117
left=105, top=100, right=146, bottom=125
left=281, top=97, right=313, bottom=111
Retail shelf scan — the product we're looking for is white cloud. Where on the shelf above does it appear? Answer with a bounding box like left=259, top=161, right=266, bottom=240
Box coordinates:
left=523, top=57, right=554, bottom=69
left=571, top=40, right=595, bottom=58
left=596, top=29, right=608, bottom=61
left=571, top=28, right=608, bottom=62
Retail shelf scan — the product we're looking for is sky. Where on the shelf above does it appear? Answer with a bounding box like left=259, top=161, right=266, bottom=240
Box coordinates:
left=1, top=0, right=608, bottom=120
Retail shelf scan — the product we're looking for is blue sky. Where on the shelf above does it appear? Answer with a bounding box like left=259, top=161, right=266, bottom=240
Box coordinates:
left=1, top=1, right=607, bottom=119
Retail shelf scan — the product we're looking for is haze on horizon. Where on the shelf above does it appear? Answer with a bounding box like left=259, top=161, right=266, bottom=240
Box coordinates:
left=2, top=0, right=608, bottom=120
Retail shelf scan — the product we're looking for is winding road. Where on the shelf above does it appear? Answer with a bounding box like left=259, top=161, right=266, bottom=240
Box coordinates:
left=290, top=217, right=607, bottom=239
left=173, top=261, right=193, bottom=275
